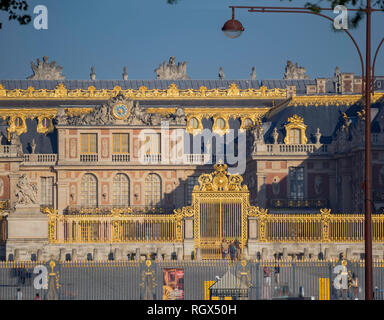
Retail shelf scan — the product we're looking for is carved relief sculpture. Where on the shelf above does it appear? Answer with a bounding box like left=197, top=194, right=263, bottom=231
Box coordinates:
left=15, top=174, right=38, bottom=205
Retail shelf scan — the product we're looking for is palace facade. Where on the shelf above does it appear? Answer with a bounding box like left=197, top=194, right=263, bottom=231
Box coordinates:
left=0, top=57, right=384, bottom=261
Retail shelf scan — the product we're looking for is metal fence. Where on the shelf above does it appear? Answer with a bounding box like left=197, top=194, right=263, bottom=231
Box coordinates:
left=0, top=259, right=383, bottom=300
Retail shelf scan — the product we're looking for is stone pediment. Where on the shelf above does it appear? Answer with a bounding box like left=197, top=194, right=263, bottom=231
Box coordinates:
left=63, top=94, right=185, bottom=126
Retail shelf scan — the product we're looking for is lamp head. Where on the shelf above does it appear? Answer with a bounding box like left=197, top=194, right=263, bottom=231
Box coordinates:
left=222, top=18, right=244, bottom=39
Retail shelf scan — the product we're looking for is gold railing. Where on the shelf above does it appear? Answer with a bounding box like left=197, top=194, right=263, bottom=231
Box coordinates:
left=47, top=208, right=185, bottom=244
left=254, top=208, right=384, bottom=243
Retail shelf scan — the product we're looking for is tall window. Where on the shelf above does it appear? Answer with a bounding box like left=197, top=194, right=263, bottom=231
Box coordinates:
left=80, top=133, right=97, bottom=153
left=289, top=129, right=301, bottom=144
left=144, top=133, right=161, bottom=155
left=81, top=174, right=98, bottom=207
left=113, top=173, right=130, bottom=206
left=145, top=173, right=161, bottom=206
left=186, top=176, right=199, bottom=205
left=41, top=177, right=54, bottom=207
left=289, top=167, right=304, bottom=200
left=113, top=133, right=129, bottom=154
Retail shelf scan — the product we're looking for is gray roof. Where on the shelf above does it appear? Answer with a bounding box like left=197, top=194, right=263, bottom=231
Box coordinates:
left=0, top=79, right=260, bottom=90
left=261, top=79, right=316, bottom=95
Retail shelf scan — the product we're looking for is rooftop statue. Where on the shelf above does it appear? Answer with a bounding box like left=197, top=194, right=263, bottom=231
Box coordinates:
left=283, top=60, right=309, bottom=80
left=154, top=56, right=190, bottom=80
left=250, top=66, right=257, bottom=80
left=27, top=56, right=65, bottom=80
left=218, top=67, right=225, bottom=79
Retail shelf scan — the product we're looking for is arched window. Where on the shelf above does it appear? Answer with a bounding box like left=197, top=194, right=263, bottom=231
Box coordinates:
left=216, top=118, right=226, bottom=129
left=145, top=173, right=162, bottom=206
left=189, top=117, right=199, bottom=129
left=289, top=128, right=302, bottom=144
left=81, top=174, right=98, bottom=207
left=113, top=173, right=130, bottom=206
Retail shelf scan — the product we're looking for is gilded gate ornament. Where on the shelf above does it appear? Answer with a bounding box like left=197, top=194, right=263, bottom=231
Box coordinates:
left=320, top=208, right=332, bottom=242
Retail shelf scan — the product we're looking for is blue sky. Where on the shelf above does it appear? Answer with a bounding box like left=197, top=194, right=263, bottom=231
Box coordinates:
left=0, top=0, right=383, bottom=80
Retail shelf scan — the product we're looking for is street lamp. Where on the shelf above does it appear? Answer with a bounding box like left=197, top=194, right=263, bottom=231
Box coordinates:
left=222, top=8, right=244, bottom=39
left=222, top=2, right=383, bottom=300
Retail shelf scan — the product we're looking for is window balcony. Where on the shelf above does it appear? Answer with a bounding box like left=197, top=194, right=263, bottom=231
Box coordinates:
left=0, top=145, right=19, bottom=158
left=23, top=154, right=57, bottom=165
left=80, top=154, right=98, bottom=162
left=112, top=154, right=130, bottom=162
left=183, top=154, right=210, bottom=165
left=255, top=143, right=329, bottom=156
left=142, top=154, right=162, bottom=163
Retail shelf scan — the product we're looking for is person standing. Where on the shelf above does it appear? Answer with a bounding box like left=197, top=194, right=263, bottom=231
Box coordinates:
left=351, top=273, right=360, bottom=300
left=234, top=238, right=241, bottom=261
left=221, top=239, right=229, bottom=260
left=274, top=264, right=280, bottom=288
left=229, top=242, right=236, bottom=262
left=263, top=266, right=271, bottom=299
left=34, top=293, right=42, bottom=300
left=16, top=288, right=22, bottom=300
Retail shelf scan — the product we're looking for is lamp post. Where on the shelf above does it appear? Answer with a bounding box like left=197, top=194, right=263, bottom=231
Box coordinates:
left=222, top=2, right=383, bottom=300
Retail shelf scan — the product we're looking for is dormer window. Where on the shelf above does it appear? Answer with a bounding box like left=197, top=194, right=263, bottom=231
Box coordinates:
left=284, top=114, right=307, bottom=145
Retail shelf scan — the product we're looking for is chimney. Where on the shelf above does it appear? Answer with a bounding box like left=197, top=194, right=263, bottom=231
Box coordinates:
left=286, top=85, right=296, bottom=98
left=340, top=73, right=354, bottom=94
left=316, top=78, right=327, bottom=94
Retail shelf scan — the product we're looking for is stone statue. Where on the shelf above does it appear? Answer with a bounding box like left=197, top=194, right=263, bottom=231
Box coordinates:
left=27, top=56, right=65, bottom=80
left=154, top=56, right=190, bottom=80
left=90, top=66, right=96, bottom=80
left=122, top=66, right=128, bottom=80
left=250, top=66, right=257, bottom=80
left=314, top=175, right=323, bottom=195
left=283, top=60, right=309, bottom=80
left=15, top=174, right=38, bottom=205
left=126, top=101, right=152, bottom=125
left=272, top=127, right=279, bottom=144
left=30, top=139, right=36, bottom=154
left=315, top=128, right=322, bottom=145
left=218, top=67, right=225, bottom=79
left=55, top=108, right=68, bottom=125
left=173, top=107, right=186, bottom=125
left=252, top=125, right=264, bottom=151
left=9, top=132, right=23, bottom=156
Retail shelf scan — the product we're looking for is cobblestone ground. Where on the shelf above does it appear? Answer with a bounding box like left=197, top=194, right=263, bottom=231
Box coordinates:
left=0, top=261, right=383, bottom=300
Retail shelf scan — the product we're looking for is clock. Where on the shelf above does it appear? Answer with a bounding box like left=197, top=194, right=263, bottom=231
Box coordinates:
left=112, top=104, right=129, bottom=120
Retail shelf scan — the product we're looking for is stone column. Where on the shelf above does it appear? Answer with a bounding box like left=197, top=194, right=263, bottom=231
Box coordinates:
left=93, top=249, right=100, bottom=261
left=135, top=248, right=141, bottom=261
left=324, top=248, right=329, bottom=260
left=195, top=248, right=201, bottom=261
left=303, top=248, right=309, bottom=259
left=14, top=249, right=20, bottom=261
left=256, top=174, right=267, bottom=208
left=72, top=249, right=77, bottom=261
left=282, top=248, right=288, bottom=260
left=59, top=248, right=66, bottom=262
left=114, top=248, right=121, bottom=261
left=261, top=248, right=268, bottom=260
left=8, top=173, right=19, bottom=207
left=37, top=249, right=43, bottom=261
left=57, top=181, right=68, bottom=214
left=176, top=247, right=182, bottom=261
left=329, top=174, right=337, bottom=210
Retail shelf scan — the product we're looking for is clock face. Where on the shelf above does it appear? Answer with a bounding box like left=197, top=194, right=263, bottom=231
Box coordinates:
left=113, top=104, right=129, bottom=119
